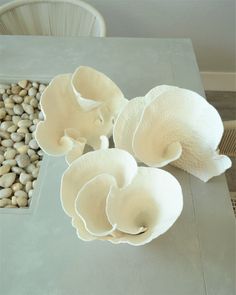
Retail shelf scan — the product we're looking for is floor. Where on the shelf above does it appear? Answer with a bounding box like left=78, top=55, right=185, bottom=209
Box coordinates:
left=205, top=91, right=236, bottom=193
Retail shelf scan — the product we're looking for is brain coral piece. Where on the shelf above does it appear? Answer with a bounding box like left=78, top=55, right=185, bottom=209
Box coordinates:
left=113, top=85, right=231, bottom=182
left=35, top=66, right=127, bottom=163
left=61, top=148, right=183, bottom=246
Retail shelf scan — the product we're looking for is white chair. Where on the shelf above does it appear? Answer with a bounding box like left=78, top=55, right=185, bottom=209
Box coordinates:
left=0, top=0, right=106, bottom=36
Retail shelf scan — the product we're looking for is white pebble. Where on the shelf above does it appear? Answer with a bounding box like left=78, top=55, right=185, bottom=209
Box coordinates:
left=0, top=164, right=11, bottom=176
left=0, top=173, right=16, bottom=188
left=28, top=87, right=37, bottom=96
left=30, top=98, right=38, bottom=108
left=27, top=149, right=36, bottom=157
left=16, top=153, right=30, bottom=168
left=36, top=93, right=41, bottom=100
left=32, top=168, right=39, bottom=178
left=11, top=196, right=17, bottom=205
left=11, top=85, right=21, bottom=94
left=4, top=102, right=14, bottom=109
left=16, top=145, right=28, bottom=154
left=0, top=198, right=12, bottom=207
left=19, top=172, right=32, bottom=185
left=2, top=94, right=8, bottom=100
left=0, top=108, right=7, bottom=119
left=1, top=121, right=13, bottom=130
left=13, top=104, right=24, bottom=115
left=32, top=82, right=39, bottom=88
left=24, top=96, right=31, bottom=104
left=37, top=150, right=44, bottom=157
left=23, top=104, right=34, bottom=114
left=7, top=125, right=17, bottom=133
left=6, top=108, right=14, bottom=116
left=26, top=164, right=35, bottom=173
left=4, top=97, right=13, bottom=104
left=29, top=139, right=39, bottom=150
left=1, top=97, right=7, bottom=103
left=0, top=188, right=12, bottom=198
left=4, top=97, right=12, bottom=103
left=38, top=111, right=44, bottom=120
left=11, top=166, right=24, bottom=174
left=17, top=127, right=28, bottom=134
left=17, top=119, right=31, bottom=128
left=15, top=190, right=27, bottom=198
left=4, top=149, right=16, bottom=160
left=0, top=130, right=10, bottom=139
left=29, top=112, right=38, bottom=121
left=18, top=80, right=28, bottom=88
left=32, top=180, right=37, bottom=188
left=30, top=154, right=39, bottom=162
left=12, top=115, right=21, bottom=125
left=21, top=113, right=29, bottom=120
left=25, top=181, right=32, bottom=192
left=28, top=189, right=34, bottom=198
left=4, top=108, right=14, bottom=115
left=29, top=125, right=36, bottom=132
left=19, top=89, right=27, bottom=97
left=13, top=142, right=24, bottom=150
left=3, top=159, right=17, bottom=166
left=1, top=139, right=13, bottom=147
left=11, top=132, right=23, bottom=142
left=39, top=84, right=46, bottom=92
left=12, top=182, right=23, bottom=192
left=16, top=196, right=28, bottom=207
left=12, top=95, right=23, bottom=103
left=25, top=133, right=32, bottom=145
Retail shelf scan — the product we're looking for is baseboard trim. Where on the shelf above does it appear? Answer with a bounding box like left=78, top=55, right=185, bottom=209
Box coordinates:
left=200, top=72, right=236, bottom=92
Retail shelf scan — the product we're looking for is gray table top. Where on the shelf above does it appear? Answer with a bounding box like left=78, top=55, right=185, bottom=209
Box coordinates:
left=0, top=36, right=235, bottom=295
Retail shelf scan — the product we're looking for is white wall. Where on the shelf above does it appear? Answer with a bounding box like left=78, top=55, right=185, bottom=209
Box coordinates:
left=86, top=0, right=236, bottom=73
left=0, top=0, right=235, bottom=82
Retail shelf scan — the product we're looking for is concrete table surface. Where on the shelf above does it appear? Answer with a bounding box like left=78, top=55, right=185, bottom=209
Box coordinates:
left=0, top=36, right=235, bottom=295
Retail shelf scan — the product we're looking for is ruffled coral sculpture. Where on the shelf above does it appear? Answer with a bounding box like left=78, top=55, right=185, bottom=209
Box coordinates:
left=35, top=66, right=127, bottom=164
left=113, top=85, right=231, bottom=182
left=61, top=148, right=183, bottom=246
left=35, top=66, right=232, bottom=245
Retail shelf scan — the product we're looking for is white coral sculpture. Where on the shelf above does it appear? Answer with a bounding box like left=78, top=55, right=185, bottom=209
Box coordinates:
left=113, top=85, right=231, bottom=182
left=60, top=148, right=183, bottom=246
left=35, top=66, right=127, bottom=164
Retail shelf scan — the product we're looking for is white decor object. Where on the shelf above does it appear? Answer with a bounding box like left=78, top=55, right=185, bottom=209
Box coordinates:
left=61, top=148, right=183, bottom=246
left=35, top=66, right=127, bottom=164
left=0, top=0, right=106, bottom=37
left=113, top=85, right=231, bottom=182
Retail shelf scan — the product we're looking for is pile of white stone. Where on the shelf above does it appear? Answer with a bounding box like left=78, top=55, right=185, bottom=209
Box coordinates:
left=0, top=80, right=47, bottom=208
